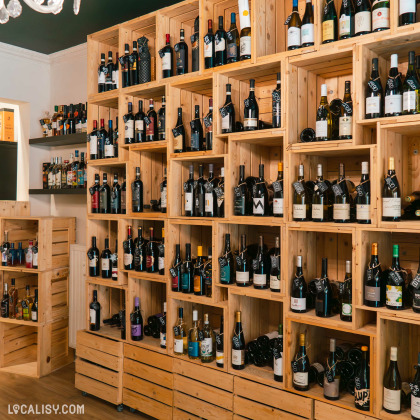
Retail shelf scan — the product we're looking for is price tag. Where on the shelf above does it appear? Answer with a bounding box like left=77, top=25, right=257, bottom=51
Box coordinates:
left=214, top=187, right=224, bottom=198
left=272, top=181, right=282, bottom=193
left=410, top=382, right=420, bottom=397
left=215, top=33, right=220, bottom=43
left=235, top=256, right=242, bottom=266
left=173, top=326, right=180, bottom=336
left=89, top=187, right=95, bottom=195
left=123, top=240, right=129, bottom=251
left=198, top=331, right=204, bottom=341
left=172, top=126, right=183, bottom=138
left=226, top=31, right=234, bottom=42
left=119, top=56, right=125, bottom=66
left=252, top=259, right=259, bottom=271
left=183, top=182, right=189, bottom=192
left=326, top=369, right=334, bottom=383
left=385, top=175, right=397, bottom=190
left=204, top=35, right=211, bottom=45
left=410, top=274, right=420, bottom=289
left=219, top=257, right=227, bottom=268
left=190, top=35, right=195, bottom=43
left=388, top=270, right=404, bottom=285
left=284, top=14, right=292, bottom=25
left=204, top=181, right=213, bottom=193
left=272, top=91, right=281, bottom=103
left=123, top=115, right=130, bottom=123
left=193, top=180, right=198, bottom=190
left=338, top=281, right=345, bottom=296
left=216, top=334, right=222, bottom=346
left=190, top=120, right=196, bottom=130
left=293, top=278, right=302, bottom=288
left=244, top=98, right=250, bottom=108
left=270, top=255, right=279, bottom=269
left=273, top=347, right=282, bottom=360
left=293, top=182, right=305, bottom=195
left=203, top=115, right=212, bottom=128
left=144, top=116, right=151, bottom=126
left=368, top=80, right=380, bottom=92
left=157, top=244, right=165, bottom=254
left=342, top=102, right=353, bottom=115
left=87, top=250, right=94, bottom=260
left=291, top=361, right=298, bottom=373
left=234, top=186, right=242, bottom=198
left=174, top=44, right=180, bottom=52
left=169, top=267, right=177, bottom=278
left=314, top=279, right=324, bottom=293
left=219, top=106, right=228, bottom=118
left=356, top=183, right=366, bottom=197
left=158, top=48, right=165, bottom=58
left=366, top=268, right=373, bottom=282
left=332, top=183, right=343, bottom=197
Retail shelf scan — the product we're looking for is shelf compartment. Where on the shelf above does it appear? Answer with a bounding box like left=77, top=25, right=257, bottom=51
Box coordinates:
left=29, top=133, right=87, bottom=147
left=29, top=188, right=87, bottom=195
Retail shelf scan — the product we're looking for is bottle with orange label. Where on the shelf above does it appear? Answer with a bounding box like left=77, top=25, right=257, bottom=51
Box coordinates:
left=194, top=246, right=205, bottom=296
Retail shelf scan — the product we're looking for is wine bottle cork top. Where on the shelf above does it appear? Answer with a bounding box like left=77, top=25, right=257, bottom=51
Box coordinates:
left=278, top=162, right=283, bottom=171
left=371, top=242, right=378, bottom=255
left=299, top=333, right=305, bottom=346
left=390, top=347, right=397, bottom=361
left=361, top=346, right=368, bottom=352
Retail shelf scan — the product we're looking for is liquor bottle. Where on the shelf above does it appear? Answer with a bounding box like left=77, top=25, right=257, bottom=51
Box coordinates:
left=121, top=178, right=126, bottom=214
left=254, top=235, right=269, bottom=289
left=333, top=163, right=351, bottom=223
left=232, top=311, right=245, bottom=370
left=146, top=99, right=158, bottom=141
left=244, top=79, right=259, bottom=131
left=386, top=244, right=406, bottom=310
left=124, top=102, right=135, bottom=144
left=324, top=338, right=340, bottom=400
left=21, top=285, right=33, bottom=321
left=220, top=233, right=234, bottom=285
left=111, top=240, right=118, bottom=281
left=72, top=150, right=80, bottom=187
left=339, top=0, right=355, bottom=39
left=111, top=174, right=121, bottom=214
left=239, top=0, right=252, bottom=60
left=192, top=16, right=200, bottom=72
left=205, top=164, right=219, bottom=217
left=146, top=228, right=158, bottom=273
left=216, top=316, right=224, bottom=367
left=174, top=307, right=188, bottom=355
left=272, top=162, right=284, bottom=217
left=383, top=347, right=402, bottom=414
left=355, top=0, right=371, bottom=36
left=221, top=83, right=235, bottom=133
left=403, top=51, right=420, bottom=115
left=316, top=84, right=332, bottom=141
left=411, top=352, right=420, bottom=419
left=399, top=0, right=416, bottom=26
left=47, top=157, right=55, bottom=189
left=315, top=258, right=333, bottom=317
left=204, top=19, right=215, bottom=69
left=123, top=225, right=134, bottom=270
left=234, top=165, right=250, bottom=216
left=99, top=173, right=110, bottom=214
left=184, top=165, right=195, bottom=217
left=182, top=243, right=194, bottom=293
left=132, top=167, right=144, bottom=213
left=270, top=237, right=281, bottom=292
left=54, top=157, right=62, bottom=189
left=78, top=153, right=86, bottom=188
left=101, top=238, right=112, bottom=279
left=288, top=0, right=302, bottom=50
left=89, top=290, right=100, bottom=331
left=113, top=52, right=119, bottom=89
left=194, top=165, right=206, bottom=217
left=161, top=34, right=173, bottom=78
left=98, top=53, right=106, bottom=93
left=253, top=164, right=268, bottom=216
left=293, top=164, right=310, bottom=221
left=65, top=154, right=73, bottom=189
left=272, top=72, right=281, bottom=128
left=31, top=289, right=38, bottom=322
left=341, top=260, right=353, bottom=321
left=226, top=12, right=239, bottom=64
left=293, top=333, right=310, bottom=391
left=158, top=96, right=166, bottom=140
left=301, top=0, right=315, bottom=47
left=134, top=100, right=146, bottom=143
left=364, top=242, right=384, bottom=307
left=160, top=168, right=167, bottom=213
left=193, top=246, right=205, bottom=296
left=382, top=157, right=401, bottom=222
left=61, top=159, right=68, bottom=189
left=130, top=297, right=143, bottom=341
left=355, top=161, right=371, bottom=224
left=365, top=58, right=383, bottom=119
left=215, top=16, right=227, bottom=66
left=339, top=81, right=353, bottom=139
left=312, top=164, right=331, bottom=222
left=188, top=310, right=200, bottom=360
left=173, top=108, right=186, bottom=153
left=322, top=0, right=338, bottom=43
left=204, top=99, right=213, bottom=150
left=171, top=244, right=182, bottom=292
left=9, top=278, right=17, bottom=319
left=190, top=105, right=204, bottom=151
left=0, top=283, right=8, bottom=318
left=372, top=0, right=390, bottom=31
left=236, top=234, right=251, bottom=287
left=160, top=302, right=167, bottom=348
left=354, top=346, right=370, bottom=411
left=291, top=256, right=307, bottom=313
left=385, top=54, right=403, bottom=117
left=87, top=236, right=100, bottom=277
left=175, top=29, right=188, bottom=75
left=134, top=227, right=146, bottom=272
left=201, top=313, right=215, bottom=363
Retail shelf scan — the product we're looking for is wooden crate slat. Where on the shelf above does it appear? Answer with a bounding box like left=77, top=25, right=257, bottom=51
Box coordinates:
left=124, top=357, right=173, bottom=389
left=123, top=373, right=173, bottom=405
left=123, top=388, right=173, bottom=420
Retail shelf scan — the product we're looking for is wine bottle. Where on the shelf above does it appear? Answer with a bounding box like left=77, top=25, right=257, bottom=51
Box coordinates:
left=253, top=164, right=268, bottom=216
left=315, top=258, right=333, bottom=317
left=160, top=302, right=166, bottom=349
left=216, top=167, right=225, bottom=218
left=302, top=0, right=315, bottom=47
left=134, top=227, right=146, bottom=272
left=124, top=102, right=135, bottom=144
left=130, top=297, right=143, bottom=341
left=412, top=249, right=420, bottom=314
left=234, top=165, right=251, bottom=216
left=403, top=51, right=420, bottom=115
left=382, top=157, right=401, bottom=222
left=292, top=333, right=310, bottom=391
left=341, top=260, right=353, bottom=321
left=205, top=164, right=218, bottom=217
left=316, top=84, right=332, bottom=141
left=339, top=80, right=353, bottom=139
left=104, top=120, right=114, bottom=159
left=184, top=164, right=195, bottom=217
left=105, top=51, right=114, bottom=91
left=270, top=237, right=281, bottom=293
left=355, top=0, right=372, bottom=36
left=236, top=234, right=251, bottom=287
left=226, top=12, right=239, bottom=64
left=129, top=41, right=139, bottom=85
left=132, top=166, right=144, bottom=213
left=89, top=290, right=100, bottom=331
left=113, top=53, right=119, bottom=90
left=201, top=313, right=215, bottom=363
left=160, top=168, right=167, bottom=213
left=161, top=34, right=173, bottom=78
left=220, top=233, right=234, bottom=285
left=192, top=16, right=200, bottom=72
left=146, top=99, right=158, bottom=141
left=221, top=83, right=235, bottom=133
left=239, top=0, right=252, bottom=60
left=293, top=164, right=310, bottom=221
left=182, top=243, right=194, bottom=293
left=204, top=99, right=213, bottom=150
left=158, top=228, right=165, bottom=275
left=333, top=163, right=351, bottom=223
left=111, top=174, right=121, bottom=214
left=288, top=0, right=302, bottom=50
left=411, top=352, right=420, bottom=419
left=98, top=53, right=106, bottom=93
left=175, top=29, right=188, bottom=75
left=216, top=316, right=224, bottom=368
left=244, top=79, right=259, bottom=131
left=364, top=242, right=385, bottom=307
left=146, top=228, right=158, bottom=273
left=312, top=164, right=331, bottom=222
left=273, top=324, right=283, bottom=382
left=188, top=310, right=200, bottom=360
left=254, top=235, right=269, bottom=289
left=190, top=105, right=204, bottom=151
left=385, top=54, right=403, bottom=117
left=174, top=307, right=188, bottom=355
left=231, top=311, right=245, bottom=370
left=204, top=19, right=215, bottom=69
left=365, top=58, right=384, bottom=119
left=272, top=162, right=284, bottom=217
left=383, top=347, right=402, bottom=414
left=193, top=246, right=205, bottom=296
left=101, top=238, right=112, bottom=279
left=291, top=256, right=307, bottom=313
left=89, top=120, right=98, bottom=160
left=97, top=120, right=107, bottom=160
left=339, top=0, right=355, bottom=39
left=386, top=244, right=406, bottom=310
left=194, top=165, right=205, bottom=217
left=354, top=345, right=370, bottom=411
left=324, top=338, right=340, bottom=400
left=158, top=96, right=166, bottom=141
left=205, top=247, right=213, bottom=297
left=99, top=173, right=111, bottom=214
left=272, top=72, right=281, bottom=128
left=399, top=0, right=416, bottom=26
left=372, top=0, right=390, bottom=32
left=215, top=16, right=227, bottom=66
left=111, top=240, right=118, bottom=281
left=356, top=161, right=371, bottom=224
left=322, top=0, right=338, bottom=43
left=171, top=244, right=182, bottom=292
left=123, top=225, right=134, bottom=270
left=90, top=174, right=100, bottom=214
left=173, top=107, right=186, bottom=153
left=87, top=236, right=100, bottom=277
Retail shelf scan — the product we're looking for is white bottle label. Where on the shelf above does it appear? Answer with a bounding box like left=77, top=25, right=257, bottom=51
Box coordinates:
left=385, top=95, right=403, bottom=115
left=125, top=120, right=134, bottom=138
left=403, top=91, right=417, bottom=112
left=216, top=350, right=224, bottom=365
left=185, top=192, right=193, bottom=212
left=383, top=387, right=401, bottom=412
left=355, top=11, right=372, bottom=33
left=301, top=23, right=314, bottom=45
left=339, top=14, right=351, bottom=37
left=204, top=41, right=213, bottom=58
left=201, top=338, right=213, bottom=356
left=112, top=70, right=117, bottom=84
left=89, top=308, right=96, bottom=324
left=123, top=253, right=133, bottom=266
left=161, top=187, right=167, bottom=208
left=101, top=259, right=110, bottom=271
left=312, top=204, right=324, bottom=219
left=162, top=52, right=171, bottom=71
left=104, top=144, right=114, bottom=158
left=253, top=198, right=264, bottom=215
left=253, top=273, right=266, bottom=286
left=372, top=6, right=389, bottom=30
left=333, top=203, right=350, bottom=220
left=222, top=115, right=230, bottom=130
left=316, top=120, right=328, bottom=138
left=382, top=197, right=401, bottom=217
left=339, top=116, right=352, bottom=137
left=412, top=395, right=420, bottom=418
left=366, top=96, right=381, bottom=114
left=33, top=251, right=38, bottom=267
left=293, top=372, right=308, bottom=387
left=174, top=339, right=184, bottom=353
left=215, top=38, right=226, bottom=52
left=291, top=297, right=306, bottom=311
left=400, top=0, right=416, bottom=15
left=160, top=332, right=166, bottom=347
left=135, top=120, right=144, bottom=132
left=287, top=27, right=301, bottom=48
left=270, top=276, right=281, bottom=290
left=243, top=118, right=258, bottom=128
left=90, top=135, right=98, bottom=154
left=205, top=193, right=213, bottom=213
left=236, top=271, right=250, bottom=284
left=98, top=72, right=105, bottom=84
left=240, top=36, right=251, bottom=57
left=89, top=258, right=97, bottom=268
left=342, top=303, right=352, bottom=316
left=31, top=310, right=37, bottom=321
left=273, top=198, right=283, bottom=215
left=232, top=349, right=245, bottom=366
left=293, top=204, right=306, bottom=219
left=158, top=256, right=165, bottom=271
left=357, top=204, right=371, bottom=220
left=274, top=355, right=283, bottom=376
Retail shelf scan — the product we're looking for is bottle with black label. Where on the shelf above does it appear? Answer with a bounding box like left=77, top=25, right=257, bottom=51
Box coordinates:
left=403, top=51, right=420, bottom=115
left=120, top=44, right=130, bottom=88
left=226, top=12, right=239, bottom=64
left=129, top=41, right=139, bottom=85
left=204, top=19, right=215, bottom=69
left=190, top=105, right=203, bottom=151
left=111, top=173, right=121, bottom=214
left=194, top=165, right=206, bottom=217
left=365, top=58, right=383, bottom=119
left=355, top=0, right=372, bottom=36
left=292, top=333, right=310, bottom=391
left=231, top=311, right=245, bottom=370
left=161, top=34, right=173, bottom=78
left=134, top=227, right=146, bottom=272
left=364, top=242, right=385, bottom=307
left=356, top=161, right=371, bottom=224
left=98, top=53, right=106, bottom=93
left=270, top=237, right=281, bottom=292
left=89, top=290, right=101, bottom=331
left=215, top=16, right=227, bottom=66
left=385, top=54, right=403, bottom=117
left=273, top=162, right=284, bottom=217
left=341, top=260, right=353, bottom=322
left=339, top=81, right=353, bottom=139
left=324, top=338, right=340, bottom=400
left=236, top=234, right=251, bottom=287
left=253, top=236, right=269, bottom=290
left=383, top=347, right=402, bottom=414
left=160, top=168, right=167, bottom=213
left=411, top=352, right=420, bottom=419
left=182, top=244, right=194, bottom=293
left=173, top=108, right=186, bottom=153
left=221, top=84, right=235, bottom=133
left=99, top=173, right=111, bottom=214
left=205, top=164, right=219, bottom=217
left=124, top=102, right=135, bottom=144
left=175, top=29, right=188, bottom=75
left=354, top=345, right=370, bottom=411
left=216, top=316, right=224, bottom=368
left=412, top=249, right=420, bottom=313
left=312, top=164, right=332, bottom=222
left=382, top=157, right=401, bottom=222
left=253, top=164, right=268, bottom=216
left=87, top=236, right=100, bottom=277
left=234, top=165, right=251, bottom=216
left=293, top=164, right=310, bottom=221
left=146, top=99, right=158, bottom=141
left=315, top=258, right=333, bottom=317
left=132, top=167, right=144, bottom=213
left=124, top=226, right=134, bottom=270
left=184, top=165, right=195, bottom=217
left=316, top=84, right=332, bottom=141
left=291, top=255, right=307, bottom=313
left=244, top=79, right=259, bottom=131
left=216, top=167, right=225, bottom=218
left=105, top=51, right=114, bottom=91
left=158, top=96, right=166, bottom=140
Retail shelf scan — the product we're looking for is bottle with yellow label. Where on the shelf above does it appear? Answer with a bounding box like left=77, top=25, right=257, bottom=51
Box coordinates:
left=194, top=246, right=205, bottom=296
left=322, top=0, right=338, bottom=44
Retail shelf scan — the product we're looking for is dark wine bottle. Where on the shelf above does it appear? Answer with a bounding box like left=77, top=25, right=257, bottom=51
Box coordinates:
left=160, top=167, right=167, bottom=213
left=89, top=120, right=98, bottom=160
left=231, top=311, right=245, bottom=370
left=341, top=260, right=353, bottom=321
left=356, top=161, right=371, bottom=224
left=333, top=163, right=351, bottom=223
left=111, top=173, right=121, bottom=214
left=89, top=290, right=101, bottom=331
left=204, top=19, right=215, bottom=69
left=324, top=338, right=340, bottom=401
left=399, top=0, right=416, bottom=26
left=215, top=16, right=227, bottom=66
left=236, top=234, right=251, bottom=287
left=273, top=162, right=284, bottom=217
left=134, top=227, right=146, bottom=272
left=221, top=84, right=235, bottom=133
left=293, top=164, right=310, bottom=221
left=291, top=255, right=307, bottom=313
left=124, top=225, right=134, bottom=270
left=234, top=165, right=251, bottom=216
left=194, top=164, right=206, bottom=217
left=184, top=164, right=195, bottom=217
left=193, top=246, right=205, bottom=296
left=204, top=99, right=213, bottom=151
left=87, top=236, right=100, bottom=277
left=339, top=80, right=353, bottom=139
left=244, top=79, right=259, bottom=131
left=98, top=53, right=106, bottom=93
left=322, top=0, right=338, bottom=43
left=287, top=0, right=302, bottom=50
left=173, top=107, right=186, bottom=153
left=216, top=316, right=224, bottom=368
left=382, top=157, right=401, bottom=222
left=385, top=54, right=403, bottom=117
left=158, top=96, right=166, bottom=141
left=90, top=173, right=100, bottom=214
left=312, top=164, right=332, bottom=222
left=171, top=244, right=182, bottom=292
left=159, top=228, right=165, bottom=275
left=146, top=228, right=158, bottom=273
left=253, top=164, right=268, bottom=216
left=146, top=99, right=158, bottom=141
left=191, top=16, right=200, bottom=72
left=216, top=167, right=225, bottom=218
left=129, top=41, right=139, bottom=85
left=124, top=102, right=135, bottom=144
left=226, top=12, right=239, bottom=64
left=190, top=105, right=204, bottom=151
left=403, top=51, right=420, bottom=115
left=253, top=235, right=269, bottom=290
left=132, top=166, right=144, bottom=213
left=364, top=242, right=385, bottom=307
left=105, top=51, right=114, bottom=91
left=355, top=0, right=372, bottom=36
left=220, top=233, right=234, bottom=285
left=270, top=237, right=281, bottom=292
left=339, top=0, right=355, bottom=39
left=354, top=345, right=370, bottom=411
left=100, top=238, right=112, bottom=279
left=292, top=333, right=310, bottom=391
left=411, top=352, right=420, bottom=418
left=315, top=258, right=333, bottom=317
left=272, top=72, right=281, bottom=128
left=386, top=244, right=406, bottom=310
left=99, top=173, right=111, bottom=214
left=182, top=243, right=194, bottom=293
left=412, top=249, right=420, bottom=314
left=205, top=164, right=219, bottom=217
left=175, top=29, right=188, bottom=75
left=120, top=44, right=130, bottom=88
left=161, top=34, right=173, bottom=78
left=130, top=297, right=143, bottom=341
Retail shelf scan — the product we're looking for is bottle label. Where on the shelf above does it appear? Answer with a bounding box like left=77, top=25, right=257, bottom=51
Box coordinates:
left=89, top=257, right=98, bottom=268
left=253, top=273, right=266, bottom=286
left=333, top=203, right=350, bottom=220
left=104, top=144, right=114, bottom=158
left=400, top=1, right=416, bottom=15
left=161, top=187, right=167, bottom=209
left=146, top=117, right=155, bottom=136
left=220, top=265, right=231, bottom=283
left=89, top=308, right=96, bottom=324
left=355, top=11, right=372, bottom=33
left=31, top=310, right=37, bottom=322
left=222, top=114, right=230, bottom=130
left=357, top=204, right=371, bottom=221
left=131, top=324, right=142, bottom=337
left=322, top=20, right=335, bottom=42
left=339, top=116, right=352, bottom=137
left=185, top=192, right=193, bottom=212
left=215, top=37, right=226, bottom=52
left=201, top=337, right=213, bottom=356
left=173, top=133, right=183, bottom=151
left=227, top=42, right=237, bottom=59
left=385, top=95, right=403, bottom=115
left=291, top=297, right=306, bottom=311
left=123, top=253, right=133, bottom=266
left=301, top=23, right=314, bottom=44
left=98, top=71, right=105, bottom=84
left=162, top=52, right=171, bottom=71
left=1, top=251, right=6, bottom=264
left=270, top=275, right=281, bottom=290
left=174, top=338, right=184, bottom=353
left=386, top=285, right=403, bottom=307
left=412, top=395, right=420, bottom=418
left=413, top=289, right=420, bottom=309
left=160, top=332, right=166, bottom=347
left=316, top=120, right=328, bottom=138
left=135, top=120, right=144, bottom=132
left=176, top=49, right=186, bottom=71
left=236, top=271, right=250, bottom=284
left=383, top=387, right=401, bottom=412
left=372, top=7, right=389, bottom=30
left=243, top=118, right=258, bottom=128
left=158, top=256, right=164, bottom=271
left=191, top=132, right=200, bottom=150
left=188, top=341, right=199, bottom=357
left=172, top=274, right=179, bottom=290
left=293, top=371, right=308, bottom=387
left=90, top=135, right=98, bottom=154
left=365, top=285, right=381, bottom=302
left=355, top=387, right=370, bottom=409
left=293, top=204, right=306, bottom=219
left=342, top=303, right=352, bottom=316
left=382, top=197, right=401, bottom=217
left=324, top=377, right=340, bottom=398
left=339, top=14, right=351, bottom=37
left=232, top=349, right=245, bottom=366
left=403, top=91, right=417, bottom=112
left=312, top=204, right=324, bottom=219
left=216, top=350, right=224, bottom=365
left=274, top=355, right=283, bottom=376
left=287, top=27, right=301, bottom=48
left=125, top=120, right=134, bottom=139
left=101, top=259, right=110, bottom=271
left=194, top=275, right=202, bottom=293
left=205, top=193, right=213, bottom=213
left=366, top=96, right=381, bottom=114
left=240, top=36, right=251, bottom=57
left=204, top=41, right=213, bottom=58
left=182, top=273, right=190, bottom=291
left=253, top=198, right=264, bottom=215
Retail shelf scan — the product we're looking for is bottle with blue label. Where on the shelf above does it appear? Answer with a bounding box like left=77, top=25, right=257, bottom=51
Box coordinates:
left=220, top=233, right=234, bottom=285
left=188, top=310, right=200, bottom=360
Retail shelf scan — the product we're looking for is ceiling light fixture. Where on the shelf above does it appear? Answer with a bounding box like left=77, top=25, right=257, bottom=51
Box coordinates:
left=0, top=0, right=81, bottom=23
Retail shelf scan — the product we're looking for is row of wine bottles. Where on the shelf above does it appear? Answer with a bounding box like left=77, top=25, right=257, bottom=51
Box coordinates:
left=89, top=118, right=119, bottom=160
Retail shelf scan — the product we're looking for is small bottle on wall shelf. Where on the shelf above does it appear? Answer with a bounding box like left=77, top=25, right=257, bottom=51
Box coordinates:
left=382, top=157, right=401, bottom=222
left=385, top=54, right=403, bottom=117
left=243, top=79, right=259, bottom=131
left=124, top=102, right=135, bottom=144
left=98, top=53, right=106, bottom=93
left=174, top=307, right=188, bottom=355
left=129, top=41, right=139, bottom=86
left=191, top=17, right=200, bottom=72
left=402, top=51, right=420, bottom=115
left=236, top=234, right=251, bottom=287
left=322, top=0, right=338, bottom=44
left=216, top=316, right=224, bottom=368
left=354, top=346, right=370, bottom=411
left=355, top=161, right=371, bottom=224
left=89, top=290, right=101, bottom=331
left=323, top=338, right=340, bottom=401
left=365, top=58, right=383, bottom=119
left=315, top=258, right=333, bottom=317
left=105, top=52, right=114, bottom=91
left=339, top=0, right=355, bottom=40
left=204, top=99, right=213, bottom=150
left=354, top=0, right=371, bottom=36
left=221, top=83, right=235, bottom=133
left=293, top=164, right=310, bottom=222
left=146, top=99, right=158, bottom=141
left=364, top=242, right=384, bottom=307
left=160, top=302, right=166, bottom=349
left=340, top=260, right=352, bottom=322
left=132, top=167, right=144, bottom=213
left=383, top=346, right=402, bottom=414
left=201, top=313, right=215, bottom=363
left=100, top=238, right=112, bottom=279
left=123, top=225, right=134, bottom=271
left=173, top=107, right=186, bottom=153
left=339, top=80, right=353, bottom=140
left=269, top=236, right=281, bottom=293
left=134, top=100, right=146, bottom=143
left=188, top=310, right=200, bottom=360
left=204, top=19, right=215, bottom=69
left=87, top=236, right=100, bottom=277
left=182, top=243, right=194, bottom=294
left=158, top=96, right=166, bottom=140
left=130, top=297, right=143, bottom=341
left=399, top=0, right=416, bottom=26
left=316, top=84, right=332, bottom=141
left=272, top=72, right=281, bottom=128
left=301, top=0, right=314, bottom=47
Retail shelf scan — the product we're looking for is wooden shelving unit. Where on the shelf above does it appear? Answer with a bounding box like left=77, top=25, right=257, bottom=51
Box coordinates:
left=76, top=2, right=420, bottom=418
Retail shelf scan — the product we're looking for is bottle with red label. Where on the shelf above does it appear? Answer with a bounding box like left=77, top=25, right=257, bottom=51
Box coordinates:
left=146, top=227, right=158, bottom=273
left=146, top=99, right=157, bottom=141
left=171, top=244, right=182, bottom=292
left=90, top=174, right=100, bottom=214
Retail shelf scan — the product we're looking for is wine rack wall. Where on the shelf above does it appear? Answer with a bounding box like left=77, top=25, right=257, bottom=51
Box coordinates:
left=78, top=1, right=420, bottom=419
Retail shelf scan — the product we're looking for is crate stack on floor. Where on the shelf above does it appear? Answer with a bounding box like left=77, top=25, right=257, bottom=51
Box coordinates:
left=77, top=1, right=420, bottom=418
